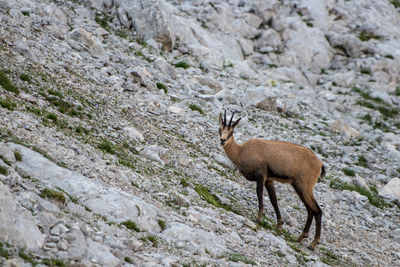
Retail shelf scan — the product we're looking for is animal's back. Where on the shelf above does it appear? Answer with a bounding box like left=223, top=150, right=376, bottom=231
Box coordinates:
left=238, top=139, right=322, bottom=179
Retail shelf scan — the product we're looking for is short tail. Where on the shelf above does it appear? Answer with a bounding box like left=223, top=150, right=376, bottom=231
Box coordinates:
left=320, top=164, right=326, bottom=180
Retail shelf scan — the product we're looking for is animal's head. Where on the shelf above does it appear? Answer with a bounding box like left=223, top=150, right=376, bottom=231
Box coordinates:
left=219, top=110, right=241, bottom=146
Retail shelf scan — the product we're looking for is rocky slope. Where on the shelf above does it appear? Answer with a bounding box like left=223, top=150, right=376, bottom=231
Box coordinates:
left=0, top=0, right=400, bottom=266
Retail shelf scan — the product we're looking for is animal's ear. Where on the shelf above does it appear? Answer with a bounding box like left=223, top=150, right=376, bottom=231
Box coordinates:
left=231, top=118, right=241, bottom=128
left=219, top=113, right=224, bottom=126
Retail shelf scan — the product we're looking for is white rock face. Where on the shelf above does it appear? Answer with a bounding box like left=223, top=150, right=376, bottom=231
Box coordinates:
left=330, top=120, right=360, bottom=138
left=86, top=239, right=120, bottom=266
left=160, top=222, right=226, bottom=257
left=122, top=127, right=144, bottom=142
left=379, top=178, right=400, bottom=202
left=10, top=143, right=161, bottom=233
left=114, top=0, right=176, bottom=51
left=0, top=183, right=45, bottom=250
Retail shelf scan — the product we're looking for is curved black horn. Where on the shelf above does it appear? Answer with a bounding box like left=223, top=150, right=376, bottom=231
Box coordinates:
left=224, top=110, right=227, bottom=125
left=228, top=112, right=236, bottom=126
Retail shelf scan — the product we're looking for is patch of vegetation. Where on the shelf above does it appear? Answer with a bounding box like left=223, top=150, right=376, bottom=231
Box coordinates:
left=0, top=242, right=10, bottom=259
left=99, top=139, right=115, bottom=154
left=358, top=31, right=381, bottom=42
left=360, top=68, right=371, bottom=75
left=156, top=82, right=168, bottom=94
left=0, top=98, right=17, bottom=111
left=194, top=184, right=240, bottom=215
left=40, top=188, right=66, bottom=203
left=320, top=247, right=341, bottom=265
left=48, top=89, right=63, bottom=98
left=41, top=258, right=66, bottom=267
left=19, top=73, right=31, bottom=83
left=21, top=10, right=30, bottom=16
left=116, top=30, right=129, bottom=39
left=390, top=0, right=400, bottom=9
left=14, top=150, right=22, bottom=161
left=121, top=220, right=140, bottom=232
left=95, top=12, right=112, bottom=31
left=134, top=50, right=153, bottom=63
left=228, top=253, right=257, bottom=265
left=173, top=61, right=190, bottom=69
left=258, top=218, right=296, bottom=242
left=140, top=235, right=157, bottom=247
left=385, top=54, right=394, bottom=59
left=157, top=219, right=166, bottom=230
left=0, top=165, right=8, bottom=176
left=188, top=103, right=205, bottom=115
left=0, top=70, right=19, bottom=94
left=356, top=156, right=368, bottom=167
left=75, top=126, right=89, bottom=135
left=305, top=21, right=313, bottom=27
left=26, top=106, right=42, bottom=116
left=394, top=86, right=400, bottom=96
left=180, top=177, right=188, bottom=187
left=124, top=257, right=133, bottom=263
left=329, top=178, right=388, bottom=208
left=342, top=168, right=355, bottom=176
left=47, top=112, right=58, bottom=122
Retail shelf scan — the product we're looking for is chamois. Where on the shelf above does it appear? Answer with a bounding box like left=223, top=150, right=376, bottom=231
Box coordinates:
left=219, top=111, right=325, bottom=249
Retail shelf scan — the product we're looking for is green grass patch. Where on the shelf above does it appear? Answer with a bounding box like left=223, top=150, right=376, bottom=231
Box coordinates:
left=124, top=257, right=133, bottom=263
left=342, top=168, right=355, bottom=176
left=140, top=235, right=157, bottom=246
left=47, top=112, right=58, bottom=122
left=228, top=253, right=257, bottom=265
left=356, top=156, right=368, bottom=167
left=173, top=61, right=190, bottom=69
left=48, top=89, right=63, bottom=98
left=156, top=82, right=168, bottom=94
left=194, top=184, right=240, bottom=214
left=157, top=219, right=166, bottom=230
left=14, top=150, right=22, bottom=161
left=329, top=178, right=388, bottom=208
left=377, top=106, right=398, bottom=117
left=188, top=103, right=204, bottom=115
left=390, top=0, right=400, bottom=8
left=75, top=126, right=89, bottom=134
left=95, top=12, right=112, bottom=31
left=394, top=86, right=400, bottom=96
left=0, top=98, right=17, bottom=111
left=0, top=70, right=19, bottom=94
left=40, top=188, right=66, bottom=203
left=26, top=106, right=42, bottom=116
left=0, top=165, right=8, bottom=176
left=180, top=178, right=188, bottom=187
left=20, top=73, right=31, bottom=83
left=360, top=68, right=371, bottom=75
left=41, top=258, right=66, bottom=267
left=320, top=247, right=341, bottom=266
left=99, top=139, right=115, bottom=154
left=0, top=242, right=10, bottom=259
left=358, top=31, right=381, bottom=42
left=121, top=220, right=140, bottom=232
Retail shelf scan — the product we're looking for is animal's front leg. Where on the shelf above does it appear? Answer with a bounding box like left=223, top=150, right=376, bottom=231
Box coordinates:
left=256, top=176, right=264, bottom=223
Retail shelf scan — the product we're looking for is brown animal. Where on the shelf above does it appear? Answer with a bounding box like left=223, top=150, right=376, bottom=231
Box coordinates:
left=219, top=111, right=325, bottom=249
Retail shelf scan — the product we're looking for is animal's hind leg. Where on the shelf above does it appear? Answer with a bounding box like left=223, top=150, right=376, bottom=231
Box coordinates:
left=292, top=183, right=316, bottom=244
left=310, top=201, right=322, bottom=250
left=265, top=180, right=283, bottom=229
left=256, top=176, right=265, bottom=223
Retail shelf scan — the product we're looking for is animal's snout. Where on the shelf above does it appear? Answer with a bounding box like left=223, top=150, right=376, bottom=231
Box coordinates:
left=220, top=139, right=226, bottom=145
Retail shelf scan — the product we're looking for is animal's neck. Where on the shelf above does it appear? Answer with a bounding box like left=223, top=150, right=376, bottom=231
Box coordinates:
left=223, top=137, right=241, bottom=165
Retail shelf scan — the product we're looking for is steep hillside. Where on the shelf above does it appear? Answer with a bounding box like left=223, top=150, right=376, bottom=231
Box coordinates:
left=0, top=0, right=400, bottom=266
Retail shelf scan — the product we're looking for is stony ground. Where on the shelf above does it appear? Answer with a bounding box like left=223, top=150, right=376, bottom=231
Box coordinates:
left=0, top=0, right=400, bottom=266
